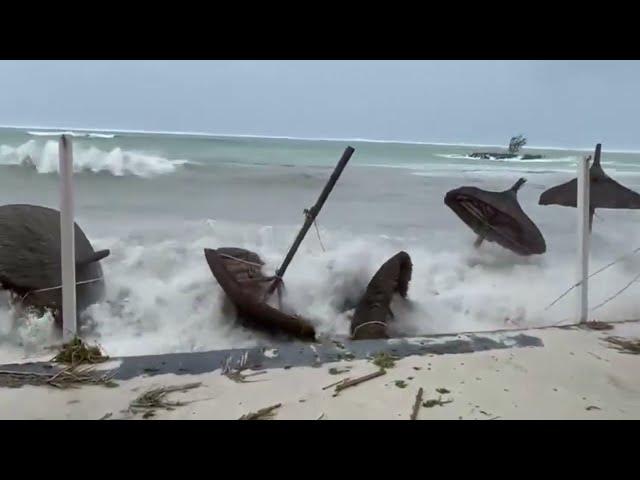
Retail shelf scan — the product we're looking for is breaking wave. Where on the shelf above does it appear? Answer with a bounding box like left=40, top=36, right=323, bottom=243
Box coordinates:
left=2, top=218, right=640, bottom=360
left=0, top=140, right=188, bottom=177
left=435, top=153, right=579, bottom=163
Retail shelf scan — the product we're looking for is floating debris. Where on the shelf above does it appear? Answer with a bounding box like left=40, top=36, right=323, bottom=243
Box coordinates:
left=586, top=405, right=601, bottom=411
left=436, top=388, right=450, bottom=394
left=239, top=403, right=282, bottom=420
left=394, top=380, right=408, bottom=389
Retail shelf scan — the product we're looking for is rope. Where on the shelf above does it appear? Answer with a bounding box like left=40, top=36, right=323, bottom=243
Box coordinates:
left=218, top=253, right=264, bottom=269
left=352, top=321, right=388, bottom=337
left=313, top=220, right=326, bottom=252
left=304, top=208, right=326, bottom=252
left=544, top=246, right=640, bottom=311
left=591, top=271, right=640, bottom=312
left=21, top=277, right=104, bottom=301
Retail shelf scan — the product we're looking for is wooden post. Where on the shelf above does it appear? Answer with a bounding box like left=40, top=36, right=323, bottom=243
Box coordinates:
left=576, top=153, right=591, bottom=323
left=265, top=146, right=355, bottom=299
left=59, top=135, right=76, bottom=341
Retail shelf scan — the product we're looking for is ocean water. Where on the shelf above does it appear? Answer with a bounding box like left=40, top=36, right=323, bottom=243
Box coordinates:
left=1, top=127, right=640, bottom=361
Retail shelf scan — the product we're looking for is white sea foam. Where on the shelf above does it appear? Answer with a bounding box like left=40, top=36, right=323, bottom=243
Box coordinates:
left=2, top=217, right=639, bottom=359
left=0, top=140, right=187, bottom=177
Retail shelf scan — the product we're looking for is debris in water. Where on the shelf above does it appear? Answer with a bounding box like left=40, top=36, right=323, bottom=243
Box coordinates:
left=394, top=380, right=408, bottom=389
left=436, top=388, right=450, bottom=394
left=586, top=405, right=601, bottom=411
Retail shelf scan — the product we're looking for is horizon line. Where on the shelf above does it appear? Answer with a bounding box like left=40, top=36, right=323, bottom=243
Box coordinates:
left=0, top=124, right=636, bottom=154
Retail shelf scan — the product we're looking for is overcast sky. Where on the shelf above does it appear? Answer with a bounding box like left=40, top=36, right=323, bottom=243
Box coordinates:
left=0, top=60, right=638, bottom=149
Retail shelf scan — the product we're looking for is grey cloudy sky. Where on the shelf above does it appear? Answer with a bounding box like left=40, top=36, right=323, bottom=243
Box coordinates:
left=0, top=60, right=638, bottom=149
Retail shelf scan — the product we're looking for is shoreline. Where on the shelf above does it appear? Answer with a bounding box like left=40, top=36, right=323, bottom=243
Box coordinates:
left=1, top=320, right=638, bottom=419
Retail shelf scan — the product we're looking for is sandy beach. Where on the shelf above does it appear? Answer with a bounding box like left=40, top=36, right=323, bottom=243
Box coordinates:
left=1, top=321, right=638, bottom=420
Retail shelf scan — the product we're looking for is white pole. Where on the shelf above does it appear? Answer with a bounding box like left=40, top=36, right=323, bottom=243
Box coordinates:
left=59, top=135, right=76, bottom=341
left=576, top=154, right=591, bottom=323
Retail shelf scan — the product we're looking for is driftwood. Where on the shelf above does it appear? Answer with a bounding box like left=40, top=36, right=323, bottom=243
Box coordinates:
left=204, top=247, right=316, bottom=341
left=410, top=387, right=424, bottom=420
left=333, top=369, right=386, bottom=394
left=129, top=382, right=202, bottom=414
left=239, top=403, right=282, bottom=420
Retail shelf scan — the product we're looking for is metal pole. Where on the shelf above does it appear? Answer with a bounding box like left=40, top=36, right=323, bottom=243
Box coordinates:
left=59, top=135, right=76, bottom=341
left=576, top=154, right=591, bottom=323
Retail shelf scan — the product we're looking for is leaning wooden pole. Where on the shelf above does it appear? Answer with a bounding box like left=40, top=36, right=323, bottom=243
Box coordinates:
left=265, top=146, right=355, bottom=299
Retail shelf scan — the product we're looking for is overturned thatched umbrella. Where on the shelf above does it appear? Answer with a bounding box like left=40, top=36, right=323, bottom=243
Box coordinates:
left=444, top=178, right=546, bottom=256
left=350, top=251, right=413, bottom=340
left=204, top=247, right=316, bottom=341
left=0, top=204, right=109, bottom=327
left=539, top=144, right=640, bottom=230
